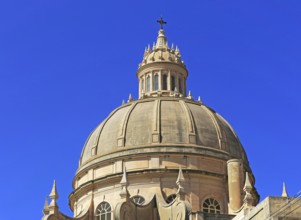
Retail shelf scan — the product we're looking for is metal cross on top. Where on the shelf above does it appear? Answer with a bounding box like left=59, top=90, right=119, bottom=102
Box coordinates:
left=157, top=17, right=167, bottom=29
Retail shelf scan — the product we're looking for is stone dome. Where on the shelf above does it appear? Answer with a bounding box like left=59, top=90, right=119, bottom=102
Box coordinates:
left=67, top=21, right=259, bottom=219
left=79, top=97, right=248, bottom=170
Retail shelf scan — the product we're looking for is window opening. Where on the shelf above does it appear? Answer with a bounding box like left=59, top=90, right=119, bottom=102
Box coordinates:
left=141, top=79, right=144, bottom=92
left=95, top=202, right=112, bottom=220
left=162, top=74, right=167, bottom=90
left=132, top=196, right=145, bottom=205
left=171, top=75, right=175, bottom=91
left=203, top=198, right=221, bottom=214
left=146, top=75, right=150, bottom=92
left=166, top=194, right=176, bottom=204
left=154, top=74, right=159, bottom=91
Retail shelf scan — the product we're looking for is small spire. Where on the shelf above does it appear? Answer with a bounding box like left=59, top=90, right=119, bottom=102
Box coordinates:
left=122, top=99, right=125, bottom=105
left=119, top=166, right=129, bottom=199
left=197, top=96, right=202, bottom=103
left=243, top=172, right=255, bottom=208
left=152, top=42, right=156, bottom=50
left=174, top=87, right=179, bottom=97
left=147, top=44, right=150, bottom=51
left=120, top=166, right=127, bottom=185
left=171, top=43, right=174, bottom=50
left=44, top=196, right=49, bottom=208
left=42, top=196, right=49, bottom=215
left=176, top=167, right=185, bottom=200
left=187, top=90, right=193, bottom=99
left=127, top=93, right=133, bottom=102
left=49, top=180, right=59, bottom=201
left=282, top=182, right=288, bottom=197
left=48, top=180, right=59, bottom=214
left=176, top=166, right=185, bottom=187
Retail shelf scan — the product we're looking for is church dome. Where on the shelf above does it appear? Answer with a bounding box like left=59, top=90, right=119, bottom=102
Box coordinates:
left=68, top=20, right=259, bottom=219
left=79, top=97, right=248, bottom=169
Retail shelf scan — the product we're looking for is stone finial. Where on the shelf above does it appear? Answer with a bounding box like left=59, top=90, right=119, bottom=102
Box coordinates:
left=171, top=43, right=174, bottom=50
left=119, top=166, right=129, bottom=199
left=48, top=180, right=59, bottom=214
left=187, top=91, right=193, bottom=99
left=197, top=96, right=202, bottom=103
left=243, top=172, right=254, bottom=208
left=42, top=196, right=49, bottom=215
left=174, top=87, right=179, bottom=97
left=152, top=42, right=156, bottom=50
left=282, top=182, right=288, bottom=197
left=122, top=100, right=125, bottom=105
left=176, top=167, right=185, bottom=200
left=49, top=180, right=59, bottom=207
left=127, top=93, right=133, bottom=102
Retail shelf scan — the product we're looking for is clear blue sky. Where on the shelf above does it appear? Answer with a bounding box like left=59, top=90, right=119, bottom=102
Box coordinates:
left=1, top=1, right=301, bottom=219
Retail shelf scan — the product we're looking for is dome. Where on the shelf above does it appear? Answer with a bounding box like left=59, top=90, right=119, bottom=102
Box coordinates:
left=78, top=97, right=248, bottom=170
left=68, top=20, right=259, bottom=219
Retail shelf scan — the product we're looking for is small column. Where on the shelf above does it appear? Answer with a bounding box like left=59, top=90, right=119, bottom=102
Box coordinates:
left=139, top=78, right=142, bottom=99
left=158, top=70, right=162, bottom=91
left=176, top=74, right=179, bottom=93
left=167, top=70, right=171, bottom=91
left=227, top=159, right=243, bottom=213
left=150, top=71, right=153, bottom=92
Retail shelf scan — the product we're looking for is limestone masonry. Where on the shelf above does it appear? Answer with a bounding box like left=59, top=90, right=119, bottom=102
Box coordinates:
left=42, top=19, right=301, bottom=220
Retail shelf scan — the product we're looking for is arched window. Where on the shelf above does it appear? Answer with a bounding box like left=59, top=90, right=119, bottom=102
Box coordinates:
left=132, top=196, right=145, bottom=205
left=154, top=74, right=159, bottom=91
left=95, top=202, right=112, bottom=220
left=166, top=194, right=176, bottom=204
left=146, top=75, right=150, bottom=92
left=171, top=75, right=175, bottom=91
left=178, top=78, right=182, bottom=94
left=203, top=198, right=221, bottom=214
left=162, top=74, right=167, bottom=90
left=141, top=79, right=144, bottom=92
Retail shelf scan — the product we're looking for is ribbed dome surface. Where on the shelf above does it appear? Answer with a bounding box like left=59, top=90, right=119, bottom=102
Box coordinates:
left=79, top=97, right=247, bottom=166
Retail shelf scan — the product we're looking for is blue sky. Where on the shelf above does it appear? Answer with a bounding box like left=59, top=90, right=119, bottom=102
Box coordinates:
left=1, top=1, right=301, bottom=219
